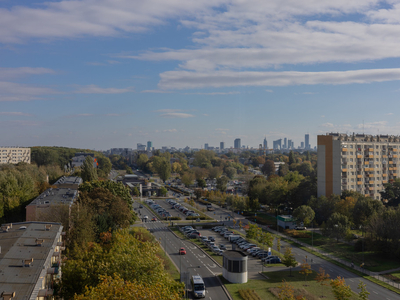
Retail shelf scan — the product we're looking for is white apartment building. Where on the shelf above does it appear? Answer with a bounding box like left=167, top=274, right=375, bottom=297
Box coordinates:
left=0, top=147, right=31, bottom=164
left=318, top=133, right=399, bottom=200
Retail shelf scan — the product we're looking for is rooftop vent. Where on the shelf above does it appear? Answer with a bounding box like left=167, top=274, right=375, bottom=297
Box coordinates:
left=1, top=292, right=16, bottom=300
left=23, top=258, right=33, bottom=267
left=1, top=226, right=10, bottom=232
left=44, top=224, right=52, bottom=231
left=35, top=239, right=44, bottom=246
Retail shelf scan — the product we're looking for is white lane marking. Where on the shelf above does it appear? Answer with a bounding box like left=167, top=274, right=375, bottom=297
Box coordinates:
left=208, top=263, right=217, bottom=268
left=373, top=291, right=378, bottom=294
left=349, top=279, right=354, bottom=282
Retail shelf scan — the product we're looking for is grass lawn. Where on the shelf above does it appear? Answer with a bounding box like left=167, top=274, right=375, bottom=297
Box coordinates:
left=284, top=230, right=400, bottom=273
left=222, top=270, right=358, bottom=300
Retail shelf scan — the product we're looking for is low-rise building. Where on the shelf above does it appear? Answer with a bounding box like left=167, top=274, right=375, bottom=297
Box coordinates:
left=0, top=222, right=64, bottom=299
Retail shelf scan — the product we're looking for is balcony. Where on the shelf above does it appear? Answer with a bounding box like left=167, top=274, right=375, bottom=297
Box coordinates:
left=342, top=148, right=348, bottom=152
left=357, top=155, right=363, bottom=158
left=368, top=155, right=374, bottom=158
left=357, top=175, right=362, bottom=178
left=383, top=180, right=388, bottom=184
left=342, top=168, right=348, bottom=172
left=369, top=181, right=374, bottom=184
left=364, top=161, right=370, bottom=165
left=357, top=181, right=363, bottom=185
left=383, top=174, right=387, bottom=177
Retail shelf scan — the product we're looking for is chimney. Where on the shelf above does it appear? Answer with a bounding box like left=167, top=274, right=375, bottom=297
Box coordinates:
left=23, top=258, right=33, bottom=267
left=35, top=239, right=44, bottom=246
left=1, top=292, right=16, bottom=300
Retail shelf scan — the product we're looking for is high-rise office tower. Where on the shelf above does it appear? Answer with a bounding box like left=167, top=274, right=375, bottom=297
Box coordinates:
left=147, top=141, right=153, bottom=150
left=301, top=142, right=305, bottom=148
left=220, top=142, right=225, bottom=150
left=205, top=143, right=209, bottom=150
left=273, top=139, right=282, bottom=150
left=234, top=138, right=241, bottom=149
left=305, top=134, right=310, bottom=149
left=317, top=133, right=400, bottom=200
left=288, top=139, right=292, bottom=149
left=283, top=138, right=287, bottom=149
left=263, top=137, right=268, bottom=149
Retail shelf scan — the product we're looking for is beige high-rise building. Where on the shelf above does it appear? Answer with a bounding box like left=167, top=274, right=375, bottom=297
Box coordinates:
left=318, top=133, right=399, bottom=200
left=0, top=147, right=31, bottom=164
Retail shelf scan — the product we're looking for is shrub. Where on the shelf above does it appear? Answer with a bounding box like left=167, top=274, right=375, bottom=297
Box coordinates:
left=238, top=289, right=261, bottom=300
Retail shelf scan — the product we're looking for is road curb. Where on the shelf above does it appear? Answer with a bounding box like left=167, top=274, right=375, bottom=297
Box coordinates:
left=215, top=274, right=234, bottom=300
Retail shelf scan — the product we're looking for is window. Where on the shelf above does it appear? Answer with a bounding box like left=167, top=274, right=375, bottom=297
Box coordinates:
left=350, top=151, right=353, bottom=155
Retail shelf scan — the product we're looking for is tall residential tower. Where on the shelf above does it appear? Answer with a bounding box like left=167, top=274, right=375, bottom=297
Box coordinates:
left=318, top=133, right=399, bottom=200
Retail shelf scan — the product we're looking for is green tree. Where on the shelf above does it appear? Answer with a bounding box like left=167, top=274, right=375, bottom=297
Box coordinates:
left=96, top=156, right=112, bottom=178
left=159, top=187, right=168, bottom=196
left=225, top=167, right=237, bottom=179
left=181, top=172, right=195, bottom=187
left=282, top=247, right=297, bottom=277
left=277, top=238, right=282, bottom=253
left=82, top=156, right=98, bottom=182
left=158, top=158, right=171, bottom=182
left=132, top=187, right=140, bottom=196
left=278, top=164, right=289, bottom=177
left=357, top=280, right=370, bottom=300
left=197, top=178, right=206, bottom=188
left=380, top=178, right=400, bottom=206
left=325, top=212, right=350, bottom=242
left=216, top=175, right=229, bottom=192
left=137, top=154, right=149, bottom=170
left=292, top=205, right=315, bottom=227
left=208, top=166, right=223, bottom=179
left=288, top=151, right=295, bottom=165
left=330, top=276, right=352, bottom=300
left=261, top=159, right=275, bottom=176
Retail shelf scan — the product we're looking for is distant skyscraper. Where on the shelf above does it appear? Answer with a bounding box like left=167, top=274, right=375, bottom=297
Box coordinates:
left=263, top=137, right=267, bottom=149
left=301, top=142, right=305, bottom=148
left=220, top=142, right=225, bottom=150
left=305, top=134, right=310, bottom=149
left=287, top=139, right=292, bottom=149
left=234, top=138, right=241, bottom=149
left=273, top=139, right=282, bottom=150
left=147, top=141, right=153, bottom=150
left=205, top=143, right=209, bottom=150
left=283, top=138, right=287, bottom=149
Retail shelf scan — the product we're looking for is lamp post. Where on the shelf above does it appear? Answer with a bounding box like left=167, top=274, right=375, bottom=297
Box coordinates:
left=186, top=266, right=201, bottom=300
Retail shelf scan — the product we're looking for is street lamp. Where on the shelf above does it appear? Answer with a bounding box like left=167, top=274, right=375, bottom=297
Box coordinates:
left=185, top=266, right=201, bottom=300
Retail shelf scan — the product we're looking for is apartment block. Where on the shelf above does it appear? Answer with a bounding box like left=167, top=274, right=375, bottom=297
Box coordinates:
left=0, top=147, right=30, bottom=164
left=0, top=222, right=64, bottom=299
left=318, top=133, right=400, bottom=200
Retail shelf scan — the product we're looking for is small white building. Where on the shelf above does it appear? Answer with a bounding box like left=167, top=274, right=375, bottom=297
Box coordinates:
left=277, top=215, right=297, bottom=230
left=222, top=250, right=248, bottom=283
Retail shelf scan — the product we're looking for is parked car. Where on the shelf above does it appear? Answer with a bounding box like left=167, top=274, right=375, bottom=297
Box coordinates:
left=208, top=236, right=215, bottom=242
left=220, top=244, right=227, bottom=250
left=262, top=255, right=279, bottom=262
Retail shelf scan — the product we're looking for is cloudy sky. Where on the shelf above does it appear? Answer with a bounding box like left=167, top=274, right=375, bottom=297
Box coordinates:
left=2, top=0, right=400, bottom=150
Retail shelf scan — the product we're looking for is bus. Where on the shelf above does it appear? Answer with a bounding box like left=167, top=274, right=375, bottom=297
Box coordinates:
left=191, top=275, right=206, bottom=298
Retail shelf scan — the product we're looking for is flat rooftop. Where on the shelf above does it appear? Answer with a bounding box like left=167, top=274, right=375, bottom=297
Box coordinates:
left=0, top=222, right=63, bottom=299
left=27, top=187, right=77, bottom=207
left=223, top=250, right=247, bottom=259
left=54, top=176, right=82, bottom=186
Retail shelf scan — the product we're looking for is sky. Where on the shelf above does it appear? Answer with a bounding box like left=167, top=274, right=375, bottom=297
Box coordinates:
left=2, top=0, right=400, bottom=150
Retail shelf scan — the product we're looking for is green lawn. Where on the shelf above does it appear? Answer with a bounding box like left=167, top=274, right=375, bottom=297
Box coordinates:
left=222, top=270, right=359, bottom=300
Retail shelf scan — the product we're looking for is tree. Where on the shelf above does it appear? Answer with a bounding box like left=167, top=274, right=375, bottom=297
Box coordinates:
left=261, top=159, right=275, bottom=176
left=181, top=172, right=195, bottom=187
left=315, top=267, right=330, bottom=298
left=380, top=178, right=400, bottom=206
left=277, top=238, right=281, bottom=253
left=216, top=175, right=229, bottom=192
left=292, top=205, right=315, bottom=227
left=225, top=167, right=237, bottom=179
left=325, top=212, right=350, bottom=242
left=132, top=186, right=140, bottom=197
left=277, top=280, right=295, bottom=300
left=278, top=164, right=289, bottom=177
left=357, top=280, right=370, bottom=300
left=289, top=151, right=295, bottom=165
left=137, top=154, right=149, bottom=170
left=208, top=166, right=223, bottom=179
left=197, top=178, right=206, bottom=188
left=330, top=276, right=352, bottom=300
left=353, top=197, right=383, bottom=228
left=96, top=156, right=112, bottom=178
left=82, top=156, right=98, bottom=182
left=158, top=158, right=171, bottom=182
left=160, top=187, right=167, bottom=196
left=282, top=247, right=297, bottom=276
left=299, top=260, right=312, bottom=283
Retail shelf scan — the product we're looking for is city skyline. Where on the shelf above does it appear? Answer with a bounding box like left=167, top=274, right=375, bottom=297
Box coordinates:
left=2, top=1, right=400, bottom=149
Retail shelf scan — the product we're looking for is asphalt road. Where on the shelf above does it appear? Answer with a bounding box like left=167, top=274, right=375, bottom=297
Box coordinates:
left=198, top=201, right=400, bottom=300
left=133, top=201, right=230, bottom=300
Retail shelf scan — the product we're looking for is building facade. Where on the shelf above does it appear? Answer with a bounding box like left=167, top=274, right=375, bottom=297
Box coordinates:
left=234, top=138, right=241, bottom=149
left=305, top=134, right=310, bottom=149
left=318, top=133, right=400, bottom=200
left=0, top=147, right=30, bottom=164
left=220, top=142, right=225, bottom=150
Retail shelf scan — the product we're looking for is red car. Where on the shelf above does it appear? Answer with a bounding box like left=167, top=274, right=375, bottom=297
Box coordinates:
left=179, top=247, right=186, bottom=255
left=152, top=217, right=157, bottom=221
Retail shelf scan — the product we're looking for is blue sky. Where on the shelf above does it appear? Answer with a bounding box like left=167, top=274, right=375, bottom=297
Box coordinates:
left=2, top=0, right=400, bottom=150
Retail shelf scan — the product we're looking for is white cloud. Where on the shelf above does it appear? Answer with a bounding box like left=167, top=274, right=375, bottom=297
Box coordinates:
left=321, top=123, right=334, bottom=128
left=215, top=128, right=229, bottom=131
left=141, top=90, right=172, bottom=93
left=387, top=113, right=394, bottom=115
left=0, top=81, right=57, bottom=101
left=155, top=109, right=182, bottom=113
left=160, top=112, right=194, bottom=118
left=265, top=89, right=273, bottom=93
left=158, top=68, right=400, bottom=89
left=0, top=112, right=32, bottom=116
left=163, top=129, right=178, bottom=132
left=0, top=67, right=54, bottom=79
left=183, top=91, right=240, bottom=95
left=74, top=85, right=134, bottom=94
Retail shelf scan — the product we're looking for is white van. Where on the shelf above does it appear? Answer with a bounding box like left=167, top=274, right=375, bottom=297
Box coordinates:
left=191, top=275, right=206, bottom=298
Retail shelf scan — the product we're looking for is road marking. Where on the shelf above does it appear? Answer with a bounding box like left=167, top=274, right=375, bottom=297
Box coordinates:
left=208, top=263, right=217, bottom=268
left=373, top=291, right=378, bottom=294
left=349, top=279, right=354, bottom=282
